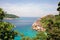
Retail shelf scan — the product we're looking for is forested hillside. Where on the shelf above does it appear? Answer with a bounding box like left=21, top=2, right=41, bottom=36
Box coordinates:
left=39, top=14, right=60, bottom=40
left=5, top=14, right=19, bottom=18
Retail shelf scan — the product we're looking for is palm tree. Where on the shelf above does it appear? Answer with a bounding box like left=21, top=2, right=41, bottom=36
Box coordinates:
left=58, top=2, right=60, bottom=6
left=57, top=2, right=60, bottom=15
left=0, top=8, right=5, bottom=22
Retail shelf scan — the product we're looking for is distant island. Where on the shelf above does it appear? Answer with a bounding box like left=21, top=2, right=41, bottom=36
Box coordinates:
left=4, top=14, right=19, bottom=20
left=5, top=14, right=19, bottom=18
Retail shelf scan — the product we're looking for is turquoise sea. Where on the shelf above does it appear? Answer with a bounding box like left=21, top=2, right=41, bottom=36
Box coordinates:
left=4, top=17, right=39, bottom=40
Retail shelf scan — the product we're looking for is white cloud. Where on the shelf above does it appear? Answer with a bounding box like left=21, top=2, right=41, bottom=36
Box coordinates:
left=0, top=3, right=58, bottom=17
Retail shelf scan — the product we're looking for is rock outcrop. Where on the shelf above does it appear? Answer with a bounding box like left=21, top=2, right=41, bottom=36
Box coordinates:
left=32, top=18, right=46, bottom=31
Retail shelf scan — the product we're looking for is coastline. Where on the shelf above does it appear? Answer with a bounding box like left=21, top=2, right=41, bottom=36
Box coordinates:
left=4, top=18, right=16, bottom=20
left=32, top=18, right=46, bottom=31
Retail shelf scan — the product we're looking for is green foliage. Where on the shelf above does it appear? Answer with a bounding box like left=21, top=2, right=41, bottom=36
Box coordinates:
left=57, top=2, right=60, bottom=15
left=0, top=21, right=18, bottom=40
left=58, top=2, right=60, bottom=6
left=0, top=8, right=5, bottom=21
left=40, top=15, right=60, bottom=40
left=21, top=36, right=32, bottom=40
left=40, top=15, right=55, bottom=28
left=0, top=8, right=18, bottom=40
left=34, top=32, right=47, bottom=40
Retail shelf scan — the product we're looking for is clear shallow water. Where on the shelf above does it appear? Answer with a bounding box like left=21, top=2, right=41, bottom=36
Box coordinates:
left=4, top=17, right=39, bottom=40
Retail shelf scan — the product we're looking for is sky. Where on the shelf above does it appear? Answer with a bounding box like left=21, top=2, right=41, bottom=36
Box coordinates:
left=0, top=0, right=59, bottom=17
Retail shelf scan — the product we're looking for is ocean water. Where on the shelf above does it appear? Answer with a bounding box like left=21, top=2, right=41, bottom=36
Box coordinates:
left=4, top=17, right=39, bottom=40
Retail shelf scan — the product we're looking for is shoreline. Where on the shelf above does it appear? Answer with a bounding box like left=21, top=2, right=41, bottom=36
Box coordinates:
left=4, top=18, right=16, bottom=20
left=32, top=18, right=46, bottom=31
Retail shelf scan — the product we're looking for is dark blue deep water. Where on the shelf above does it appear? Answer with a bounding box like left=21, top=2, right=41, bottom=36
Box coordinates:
left=4, top=17, right=39, bottom=40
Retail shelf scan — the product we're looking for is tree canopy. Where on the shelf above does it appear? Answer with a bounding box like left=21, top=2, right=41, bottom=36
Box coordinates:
left=0, top=8, right=5, bottom=21
left=0, top=8, right=18, bottom=40
left=40, top=14, right=60, bottom=40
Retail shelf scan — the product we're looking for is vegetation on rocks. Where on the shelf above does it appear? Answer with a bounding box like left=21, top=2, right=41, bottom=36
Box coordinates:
left=40, top=14, right=60, bottom=40
left=39, top=2, right=60, bottom=40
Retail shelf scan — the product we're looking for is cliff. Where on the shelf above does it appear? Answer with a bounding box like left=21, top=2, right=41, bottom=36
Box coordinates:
left=32, top=18, right=46, bottom=31
left=32, top=14, right=55, bottom=31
